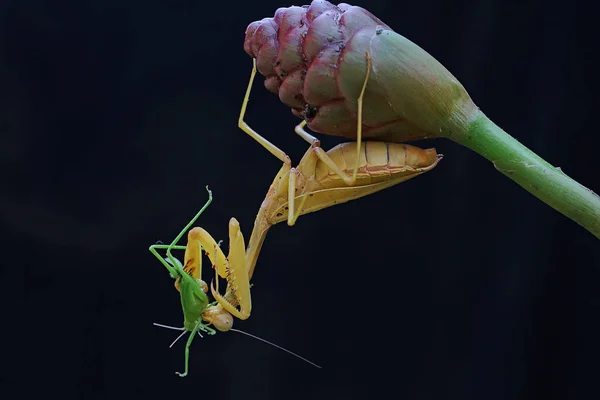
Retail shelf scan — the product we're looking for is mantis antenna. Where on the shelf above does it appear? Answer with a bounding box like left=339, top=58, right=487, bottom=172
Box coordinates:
left=153, top=322, right=321, bottom=369
left=230, top=328, right=322, bottom=369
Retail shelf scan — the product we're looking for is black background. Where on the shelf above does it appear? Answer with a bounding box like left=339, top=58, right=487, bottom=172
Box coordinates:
left=2, top=1, right=599, bottom=399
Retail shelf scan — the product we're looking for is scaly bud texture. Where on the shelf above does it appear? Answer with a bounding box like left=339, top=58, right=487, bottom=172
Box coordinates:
left=244, top=0, right=477, bottom=142
left=243, top=1, right=600, bottom=239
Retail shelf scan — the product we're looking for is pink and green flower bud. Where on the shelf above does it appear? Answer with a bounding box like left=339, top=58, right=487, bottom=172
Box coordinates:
left=244, top=0, right=477, bottom=142
left=244, top=1, right=600, bottom=240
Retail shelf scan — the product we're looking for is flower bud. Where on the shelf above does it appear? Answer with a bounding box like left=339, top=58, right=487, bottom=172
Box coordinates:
left=244, top=0, right=478, bottom=142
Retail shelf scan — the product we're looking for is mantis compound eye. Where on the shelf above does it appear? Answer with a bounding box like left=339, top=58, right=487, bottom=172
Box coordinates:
left=212, top=313, right=234, bottom=332
left=203, top=306, right=234, bottom=332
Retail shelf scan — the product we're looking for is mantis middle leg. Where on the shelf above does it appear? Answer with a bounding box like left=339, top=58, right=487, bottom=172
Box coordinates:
left=238, top=58, right=288, bottom=163
left=286, top=54, right=373, bottom=226
left=293, top=52, right=372, bottom=186
left=239, top=52, right=370, bottom=184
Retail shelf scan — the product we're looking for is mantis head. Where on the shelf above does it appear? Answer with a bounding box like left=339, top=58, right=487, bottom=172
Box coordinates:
left=202, top=303, right=234, bottom=332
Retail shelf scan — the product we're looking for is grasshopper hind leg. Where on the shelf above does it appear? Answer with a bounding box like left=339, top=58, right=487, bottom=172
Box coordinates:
left=175, top=321, right=203, bottom=378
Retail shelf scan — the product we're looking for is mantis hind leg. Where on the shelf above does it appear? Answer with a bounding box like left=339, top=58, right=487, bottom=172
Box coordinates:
left=352, top=52, right=371, bottom=182
left=239, top=58, right=288, bottom=163
left=287, top=167, right=317, bottom=226
left=295, top=52, right=372, bottom=186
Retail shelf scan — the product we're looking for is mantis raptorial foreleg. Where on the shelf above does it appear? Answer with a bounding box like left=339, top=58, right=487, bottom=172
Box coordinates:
left=209, top=218, right=251, bottom=320
left=181, top=221, right=251, bottom=322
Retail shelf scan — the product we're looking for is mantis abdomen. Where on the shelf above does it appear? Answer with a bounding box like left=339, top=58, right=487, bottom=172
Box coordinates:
left=314, top=141, right=439, bottom=188
left=264, top=141, right=440, bottom=227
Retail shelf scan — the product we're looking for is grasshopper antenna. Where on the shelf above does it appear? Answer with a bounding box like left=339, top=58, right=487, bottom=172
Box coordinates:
left=230, top=328, right=322, bottom=369
left=153, top=323, right=185, bottom=331
left=169, top=331, right=188, bottom=348
left=153, top=323, right=189, bottom=348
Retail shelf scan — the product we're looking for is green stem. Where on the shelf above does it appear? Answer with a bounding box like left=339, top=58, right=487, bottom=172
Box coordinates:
left=449, top=110, right=600, bottom=239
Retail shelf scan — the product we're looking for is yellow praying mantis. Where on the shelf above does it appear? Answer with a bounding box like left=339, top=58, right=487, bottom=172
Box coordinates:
left=149, top=52, right=442, bottom=376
